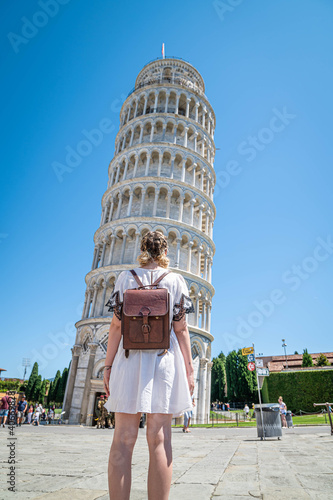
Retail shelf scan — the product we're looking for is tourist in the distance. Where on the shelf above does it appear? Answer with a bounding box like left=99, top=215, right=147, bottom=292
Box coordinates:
left=278, top=396, right=287, bottom=427
left=27, top=404, right=34, bottom=424
left=16, top=395, right=28, bottom=426
left=0, top=391, right=11, bottom=428
left=244, top=404, right=250, bottom=420
left=103, top=231, right=194, bottom=500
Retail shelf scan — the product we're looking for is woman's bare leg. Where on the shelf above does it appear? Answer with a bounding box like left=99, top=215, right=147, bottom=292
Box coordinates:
left=146, top=413, right=173, bottom=500
left=108, top=412, right=141, bottom=500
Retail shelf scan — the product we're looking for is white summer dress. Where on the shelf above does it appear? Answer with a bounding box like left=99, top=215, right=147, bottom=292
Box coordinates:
left=103, top=268, right=194, bottom=417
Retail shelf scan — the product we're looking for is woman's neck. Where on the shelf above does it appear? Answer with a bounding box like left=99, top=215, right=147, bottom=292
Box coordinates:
left=140, top=260, right=162, bottom=269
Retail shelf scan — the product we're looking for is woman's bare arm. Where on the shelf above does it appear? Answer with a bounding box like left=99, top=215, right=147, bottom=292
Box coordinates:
left=103, top=314, right=122, bottom=397
left=173, top=317, right=194, bottom=395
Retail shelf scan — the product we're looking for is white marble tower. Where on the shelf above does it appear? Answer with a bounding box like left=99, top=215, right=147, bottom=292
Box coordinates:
left=63, top=57, right=216, bottom=425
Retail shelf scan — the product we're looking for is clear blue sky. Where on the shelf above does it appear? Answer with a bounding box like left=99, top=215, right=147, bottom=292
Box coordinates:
left=1, top=0, right=332, bottom=380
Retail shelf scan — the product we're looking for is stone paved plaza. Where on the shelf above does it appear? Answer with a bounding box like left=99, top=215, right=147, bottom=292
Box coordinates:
left=0, top=424, right=332, bottom=499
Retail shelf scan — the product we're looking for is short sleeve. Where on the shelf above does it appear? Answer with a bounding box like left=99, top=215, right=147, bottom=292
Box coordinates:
left=105, top=271, right=127, bottom=320
left=172, top=275, right=195, bottom=321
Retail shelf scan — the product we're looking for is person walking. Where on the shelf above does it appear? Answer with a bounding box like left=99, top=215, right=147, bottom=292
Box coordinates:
left=103, top=231, right=194, bottom=500
left=16, top=396, right=28, bottom=426
left=244, top=404, right=250, bottom=420
left=27, top=405, right=34, bottom=424
left=278, top=396, right=287, bottom=428
left=0, top=391, right=11, bottom=427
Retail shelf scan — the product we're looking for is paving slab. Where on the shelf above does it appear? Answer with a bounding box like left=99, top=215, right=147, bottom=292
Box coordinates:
left=0, top=424, right=331, bottom=499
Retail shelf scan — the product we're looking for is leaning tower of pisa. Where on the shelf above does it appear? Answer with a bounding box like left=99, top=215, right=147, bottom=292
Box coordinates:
left=63, top=57, right=216, bottom=425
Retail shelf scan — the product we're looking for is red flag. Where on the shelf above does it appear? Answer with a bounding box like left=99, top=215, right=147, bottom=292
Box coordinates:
left=162, top=43, right=165, bottom=59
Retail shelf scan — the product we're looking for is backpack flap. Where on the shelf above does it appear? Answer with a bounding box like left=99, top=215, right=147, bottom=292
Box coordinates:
left=123, top=288, right=169, bottom=317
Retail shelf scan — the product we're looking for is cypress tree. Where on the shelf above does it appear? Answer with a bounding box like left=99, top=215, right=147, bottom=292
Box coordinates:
left=211, top=352, right=226, bottom=401
left=25, top=362, right=38, bottom=400
left=56, top=368, right=68, bottom=403
left=226, top=350, right=238, bottom=400
left=302, top=349, right=314, bottom=367
left=39, top=379, right=47, bottom=404
left=47, top=381, right=53, bottom=405
left=32, top=375, right=42, bottom=402
left=52, top=370, right=61, bottom=403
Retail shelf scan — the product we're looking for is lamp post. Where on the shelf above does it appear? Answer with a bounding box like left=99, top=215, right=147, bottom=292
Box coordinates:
left=282, top=339, right=288, bottom=369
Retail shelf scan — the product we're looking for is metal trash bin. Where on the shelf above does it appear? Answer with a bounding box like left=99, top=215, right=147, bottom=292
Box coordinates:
left=286, top=410, right=293, bottom=428
left=255, top=403, right=282, bottom=439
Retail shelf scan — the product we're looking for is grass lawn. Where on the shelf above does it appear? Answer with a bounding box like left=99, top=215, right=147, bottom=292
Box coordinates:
left=172, top=413, right=330, bottom=428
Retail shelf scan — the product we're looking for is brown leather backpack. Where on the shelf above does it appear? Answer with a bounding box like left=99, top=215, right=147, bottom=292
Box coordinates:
left=122, top=269, right=171, bottom=358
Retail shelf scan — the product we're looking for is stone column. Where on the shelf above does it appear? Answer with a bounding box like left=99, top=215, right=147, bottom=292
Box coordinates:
left=100, top=281, right=107, bottom=316
left=165, top=92, right=170, bottom=113
left=133, top=155, right=139, bottom=177
left=175, top=238, right=181, bottom=268
left=198, top=205, right=204, bottom=230
left=178, top=194, right=184, bottom=222
left=162, top=124, right=167, bottom=141
left=184, top=127, right=189, bottom=148
left=198, top=358, right=208, bottom=424
left=134, top=100, right=139, bottom=118
left=194, top=132, right=198, bottom=153
left=139, top=125, right=144, bottom=143
left=181, top=159, right=186, bottom=182
left=91, top=246, right=99, bottom=270
left=145, top=153, right=151, bottom=176
left=153, top=188, right=160, bottom=216
left=108, top=198, right=114, bottom=222
left=154, top=93, right=158, bottom=112
left=195, top=102, right=199, bottom=122
left=150, top=124, right=155, bottom=142
left=120, top=233, right=127, bottom=263
left=170, top=155, right=175, bottom=179
left=139, top=188, right=146, bottom=216
left=187, top=241, right=194, bottom=272
left=205, top=362, right=213, bottom=420
left=192, top=163, right=197, bottom=186
left=143, top=96, right=148, bottom=115
left=190, top=199, right=195, bottom=226
left=83, top=288, right=92, bottom=318
left=81, top=291, right=89, bottom=320
left=195, top=296, right=200, bottom=327
left=116, top=192, right=123, bottom=219
left=133, top=231, right=141, bottom=260
left=115, top=163, right=120, bottom=184
left=108, top=235, right=116, bottom=266
left=123, top=158, right=129, bottom=180
left=175, top=95, right=180, bottom=115
left=80, top=343, right=99, bottom=424
left=62, top=344, right=81, bottom=421
left=157, top=154, right=163, bottom=176
left=127, top=190, right=134, bottom=216
left=186, top=97, right=191, bottom=118
left=206, top=303, right=211, bottom=331
left=197, top=246, right=203, bottom=275
left=90, top=284, right=100, bottom=317
left=166, top=191, right=171, bottom=218
left=100, top=240, right=107, bottom=267
left=86, top=389, right=96, bottom=427
left=201, top=301, right=206, bottom=330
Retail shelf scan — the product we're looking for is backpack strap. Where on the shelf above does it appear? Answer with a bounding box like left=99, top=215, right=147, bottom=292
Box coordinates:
left=151, top=271, right=170, bottom=287
left=130, top=269, right=144, bottom=288
left=130, top=269, right=170, bottom=288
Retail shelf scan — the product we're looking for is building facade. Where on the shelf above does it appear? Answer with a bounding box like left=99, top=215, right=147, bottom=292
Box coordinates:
left=63, top=57, right=216, bottom=425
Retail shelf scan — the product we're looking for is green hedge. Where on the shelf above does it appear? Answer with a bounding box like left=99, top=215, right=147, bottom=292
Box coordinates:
left=261, top=370, right=333, bottom=412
